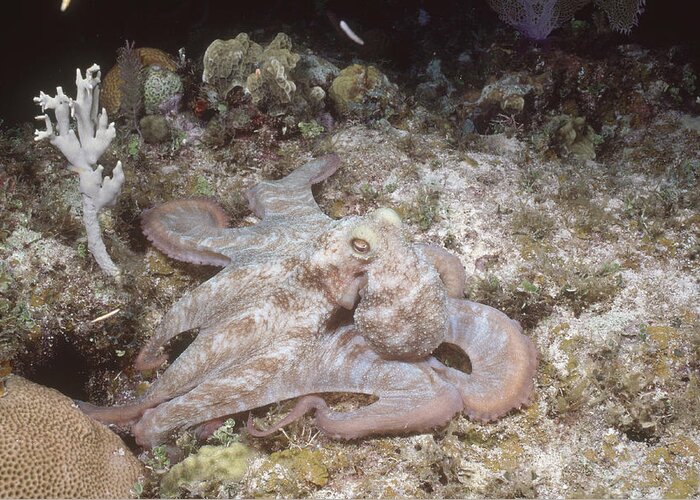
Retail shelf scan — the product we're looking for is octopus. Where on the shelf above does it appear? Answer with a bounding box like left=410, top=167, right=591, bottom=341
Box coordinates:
left=81, top=154, right=538, bottom=448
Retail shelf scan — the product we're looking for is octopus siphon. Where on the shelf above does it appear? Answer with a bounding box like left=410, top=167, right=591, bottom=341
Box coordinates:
left=80, top=154, right=538, bottom=448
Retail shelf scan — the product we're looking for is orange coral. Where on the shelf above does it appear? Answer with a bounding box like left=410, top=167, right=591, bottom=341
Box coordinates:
left=101, top=47, right=177, bottom=116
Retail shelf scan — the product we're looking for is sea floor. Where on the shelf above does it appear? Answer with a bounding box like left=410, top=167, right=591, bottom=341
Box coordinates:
left=1, top=17, right=699, bottom=498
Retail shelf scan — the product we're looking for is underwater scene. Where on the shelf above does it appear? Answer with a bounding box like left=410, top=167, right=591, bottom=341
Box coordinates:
left=0, top=0, right=698, bottom=497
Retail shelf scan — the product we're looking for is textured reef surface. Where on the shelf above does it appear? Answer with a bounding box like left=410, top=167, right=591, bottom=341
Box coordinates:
left=0, top=4, right=699, bottom=498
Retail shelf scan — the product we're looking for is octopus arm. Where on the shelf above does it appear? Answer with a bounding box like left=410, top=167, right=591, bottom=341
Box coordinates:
left=248, top=328, right=464, bottom=439
left=432, top=298, right=538, bottom=421
left=134, top=274, right=229, bottom=370
left=134, top=265, right=287, bottom=371
left=141, top=154, right=340, bottom=267
left=245, top=154, right=340, bottom=219
left=415, top=244, right=467, bottom=298
left=81, top=317, right=264, bottom=431
left=141, top=197, right=235, bottom=266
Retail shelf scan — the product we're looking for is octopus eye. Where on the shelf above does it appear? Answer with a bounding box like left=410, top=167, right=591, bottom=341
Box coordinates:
left=351, top=238, right=371, bottom=254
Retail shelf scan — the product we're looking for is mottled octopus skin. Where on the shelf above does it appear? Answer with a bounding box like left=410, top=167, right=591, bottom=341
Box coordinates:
left=80, top=154, right=538, bottom=447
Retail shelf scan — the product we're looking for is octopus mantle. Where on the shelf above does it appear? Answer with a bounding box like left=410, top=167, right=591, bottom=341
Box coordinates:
left=81, top=154, right=537, bottom=447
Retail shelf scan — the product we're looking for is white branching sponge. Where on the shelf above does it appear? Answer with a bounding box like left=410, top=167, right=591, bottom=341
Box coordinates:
left=34, top=64, right=124, bottom=279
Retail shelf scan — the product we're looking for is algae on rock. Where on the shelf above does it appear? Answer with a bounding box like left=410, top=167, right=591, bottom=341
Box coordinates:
left=160, top=443, right=255, bottom=498
left=249, top=448, right=329, bottom=497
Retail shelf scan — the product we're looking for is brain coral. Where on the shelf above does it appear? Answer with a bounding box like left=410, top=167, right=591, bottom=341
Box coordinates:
left=143, top=66, right=184, bottom=114
left=0, top=375, right=142, bottom=498
left=102, top=47, right=177, bottom=116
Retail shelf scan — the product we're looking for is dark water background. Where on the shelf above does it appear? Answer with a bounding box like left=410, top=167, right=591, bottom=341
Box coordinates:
left=2, top=0, right=699, bottom=128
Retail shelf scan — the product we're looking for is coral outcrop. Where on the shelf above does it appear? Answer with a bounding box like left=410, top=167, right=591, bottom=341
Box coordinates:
left=143, top=66, right=184, bottom=115
left=0, top=375, right=142, bottom=498
left=329, top=64, right=401, bottom=119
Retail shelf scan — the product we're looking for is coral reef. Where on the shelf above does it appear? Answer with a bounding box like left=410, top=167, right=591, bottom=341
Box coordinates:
left=2, top=5, right=698, bottom=497
left=0, top=374, right=142, bottom=498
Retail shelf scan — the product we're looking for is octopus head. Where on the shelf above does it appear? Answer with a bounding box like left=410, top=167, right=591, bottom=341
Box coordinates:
left=352, top=209, right=449, bottom=361
left=305, top=208, right=406, bottom=310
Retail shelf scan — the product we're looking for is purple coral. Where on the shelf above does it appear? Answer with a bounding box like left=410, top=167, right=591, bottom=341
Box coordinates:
left=486, top=0, right=645, bottom=40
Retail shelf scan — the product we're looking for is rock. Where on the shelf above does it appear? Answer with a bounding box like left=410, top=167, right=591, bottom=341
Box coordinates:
left=140, top=115, right=171, bottom=144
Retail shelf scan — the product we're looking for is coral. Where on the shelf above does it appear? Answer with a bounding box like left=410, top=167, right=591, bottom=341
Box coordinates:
left=143, top=66, right=183, bottom=115
left=486, top=0, right=589, bottom=40
left=115, top=41, right=144, bottom=131
left=295, top=54, right=340, bottom=89
left=298, top=119, right=325, bottom=139
left=203, top=32, right=307, bottom=115
left=202, top=33, right=263, bottom=99
left=80, top=155, right=536, bottom=448
left=486, top=0, right=645, bottom=39
left=553, top=115, right=599, bottom=160
left=0, top=375, right=141, bottom=498
left=594, top=0, right=646, bottom=33
left=415, top=59, right=456, bottom=113
left=33, top=64, right=125, bottom=278
left=245, top=33, right=301, bottom=111
left=328, top=64, right=400, bottom=119
left=160, top=443, right=254, bottom=498
left=102, top=47, right=177, bottom=117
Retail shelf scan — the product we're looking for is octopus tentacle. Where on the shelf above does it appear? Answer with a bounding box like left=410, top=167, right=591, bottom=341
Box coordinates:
left=142, top=200, right=306, bottom=267
left=249, top=386, right=463, bottom=440
left=248, top=327, right=464, bottom=440
left=245, top=154, right=340, bottom=219
left=131, top=343, right=305, bottom=447
left=135, top=272, right=232, bottom=370
left=432, top=298, right=538, bottom=421
left=81, top=328, right=240, bottom=426
left=142, top=198, right=232, bottom=266
left=247, top=395, right=327, bottom=437
left=135, top=261, right=292, bottom=370
left=78, top=398, right=156, bottom=426
left=141, top=155, right=340, bottom=267
left=416, top=244, right=467, bottom=298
